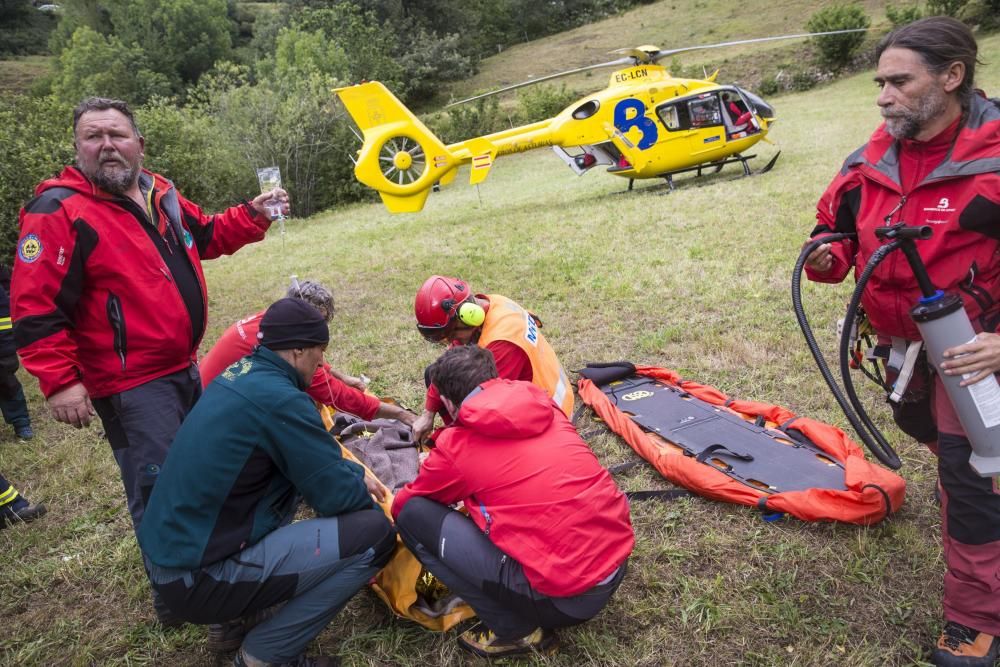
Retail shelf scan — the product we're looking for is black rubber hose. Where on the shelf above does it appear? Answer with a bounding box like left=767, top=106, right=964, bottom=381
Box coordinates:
left=839, top=241, right=903, bottom=470
left=791, top=235, right=903, bottom=469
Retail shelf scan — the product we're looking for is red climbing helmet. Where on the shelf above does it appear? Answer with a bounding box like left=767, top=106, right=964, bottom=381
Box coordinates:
left=415, top=275, right=471, bottom=342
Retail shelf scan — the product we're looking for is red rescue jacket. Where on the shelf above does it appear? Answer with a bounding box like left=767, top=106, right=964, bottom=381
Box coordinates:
left=392, top=378, right=634, bottom=597
left=807, top=94, right=1000, bottom=340
left=12, top=167, right=270, bottom=398
left=198, top=310, right=380, bottom=419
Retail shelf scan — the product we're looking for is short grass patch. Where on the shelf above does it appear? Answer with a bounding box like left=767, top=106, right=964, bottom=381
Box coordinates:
left=0, top=55, right=53, bottom=96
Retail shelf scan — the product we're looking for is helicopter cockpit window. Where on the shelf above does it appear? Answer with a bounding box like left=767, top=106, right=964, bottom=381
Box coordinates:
left=572, top=100, right=600, bottom=120
left=658, top=104, right=682, bottom=130
left=688, top=97, right=722, bottom=128
left=656, top=95, right=723, bottom=132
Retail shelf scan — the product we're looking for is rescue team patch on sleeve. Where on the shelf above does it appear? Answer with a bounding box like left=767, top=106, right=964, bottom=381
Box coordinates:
left=222, top=358, right=253, bottom=382
left=17, top=234, right=42, bottom=263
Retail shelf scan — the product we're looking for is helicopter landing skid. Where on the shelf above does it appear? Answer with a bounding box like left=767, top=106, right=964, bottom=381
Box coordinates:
left=621, top=152, right=779, bottom=195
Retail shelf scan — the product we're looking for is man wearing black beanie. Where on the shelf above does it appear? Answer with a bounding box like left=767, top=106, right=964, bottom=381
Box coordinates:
left=138, top=298, right=395, bottom=667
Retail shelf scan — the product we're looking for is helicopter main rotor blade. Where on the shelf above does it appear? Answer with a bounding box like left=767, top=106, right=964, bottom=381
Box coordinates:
left=446, top=28, right=866, bottom=108
left=650, top=29, right=868, bottom=62
left=445, top=56, right=635, bottom=108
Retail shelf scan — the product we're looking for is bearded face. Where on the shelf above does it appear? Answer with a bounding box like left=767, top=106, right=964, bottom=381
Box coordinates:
left=881, top=83, right=949, bottom=140
left=876, top=47, right=959, bottom=142
left=74, top=109, right=144, bottom=195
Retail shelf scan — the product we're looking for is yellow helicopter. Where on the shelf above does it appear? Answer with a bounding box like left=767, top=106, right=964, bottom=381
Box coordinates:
left=334, top=30, right=865, bottom=213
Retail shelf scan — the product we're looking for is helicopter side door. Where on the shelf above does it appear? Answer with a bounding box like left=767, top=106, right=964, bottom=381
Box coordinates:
left=655, top=93, right=728, bottom=168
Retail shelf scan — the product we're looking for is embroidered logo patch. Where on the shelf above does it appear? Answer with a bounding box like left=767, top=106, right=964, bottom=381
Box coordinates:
left=221, top=358, right=253, bottom=381
left=182, top=229, right=194, bottom=249
left=17, top=234, right=42, bottom=263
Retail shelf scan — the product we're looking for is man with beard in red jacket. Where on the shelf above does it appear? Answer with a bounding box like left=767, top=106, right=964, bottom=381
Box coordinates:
left=392, top=345, right=633, bottom=658
left=12, top=97, right=284, bottom=630
left=804, top=18, right=1000, bottom=666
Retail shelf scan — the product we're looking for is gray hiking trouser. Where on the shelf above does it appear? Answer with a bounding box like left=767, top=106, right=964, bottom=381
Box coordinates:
left=148, top=509, right=395, bottom=663
left=396, top=496, right=626, bottom=640
left=91, top=365, right=202, bottom=533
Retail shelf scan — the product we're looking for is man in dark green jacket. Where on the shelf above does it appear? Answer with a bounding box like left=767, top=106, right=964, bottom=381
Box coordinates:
left=138, top=298, right=395, bottom=667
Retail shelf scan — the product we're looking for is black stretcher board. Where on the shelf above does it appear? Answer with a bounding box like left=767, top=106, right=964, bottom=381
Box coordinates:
left=602, top=376, right=848, bottom=493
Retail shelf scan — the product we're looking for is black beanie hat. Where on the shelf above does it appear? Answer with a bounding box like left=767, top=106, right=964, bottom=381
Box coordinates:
left=258, top=298, right=329, bottom=350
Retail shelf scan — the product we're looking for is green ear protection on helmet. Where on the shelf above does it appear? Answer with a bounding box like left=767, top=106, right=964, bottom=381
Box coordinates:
left=457, top=300, right=486, bottom=327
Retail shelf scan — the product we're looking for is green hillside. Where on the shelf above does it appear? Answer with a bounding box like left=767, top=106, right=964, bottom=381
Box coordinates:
left=448, top=0, right=906, bottom=100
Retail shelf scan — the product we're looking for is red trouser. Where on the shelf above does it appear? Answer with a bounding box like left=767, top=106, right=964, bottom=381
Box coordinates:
left=933, top=373, right=1000, bottom=635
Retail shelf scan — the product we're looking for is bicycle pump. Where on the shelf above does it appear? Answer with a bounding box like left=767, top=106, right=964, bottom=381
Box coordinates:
left=877, top=223, right=1000, bottom=476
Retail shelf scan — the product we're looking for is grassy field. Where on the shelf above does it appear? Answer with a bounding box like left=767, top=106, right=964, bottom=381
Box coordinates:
left=0, top=55, right=52, bottom=96
left=2, top=24, right=1000, bottom=667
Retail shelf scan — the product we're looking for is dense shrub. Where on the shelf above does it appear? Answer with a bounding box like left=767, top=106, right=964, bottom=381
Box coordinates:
left=48, top=0, right=233, bottom=101
left=294, top=5, right=405, bottom=95
left=51, top=27, right=174, bottom=106
left=0, top=95, right=74, bottom=262
left=397, top=29, right=475, bottom=105
left=210, top=71, right=360, bottom=216
left=0, top=1, right=58, bottom=56
left=806, top=4, right=871, bottom=70
left=958, top=0, right=1000, bottom=28
left=925, top=0, right=969, bottom=15
left=137, top=101, right=254, bottom=212
left=425, top=98, right=510, bottom=145
left=517, top=85, right=579, bottom=124
left=885, top=4, right=923, bottom=27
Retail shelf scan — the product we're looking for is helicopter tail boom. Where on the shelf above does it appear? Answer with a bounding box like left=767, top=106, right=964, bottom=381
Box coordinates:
left=335, top=82, right=459, bottom=213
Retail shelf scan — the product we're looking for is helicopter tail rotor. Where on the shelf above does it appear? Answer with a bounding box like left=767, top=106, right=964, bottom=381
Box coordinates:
left=335, top=82, right=458, bottom=213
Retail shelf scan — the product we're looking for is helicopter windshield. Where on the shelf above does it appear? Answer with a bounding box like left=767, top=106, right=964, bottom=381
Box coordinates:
left=736, top=87, right=775, bottom=120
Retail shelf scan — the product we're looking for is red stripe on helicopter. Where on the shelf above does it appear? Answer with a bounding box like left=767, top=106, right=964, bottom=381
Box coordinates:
left=473, top=154, right=492, bottom=170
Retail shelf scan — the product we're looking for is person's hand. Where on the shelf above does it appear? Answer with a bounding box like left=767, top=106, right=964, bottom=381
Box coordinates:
left=941, top=333, right=1000, bottom=386
left=394, top=407, right=418, bottom=428
left=803, top=241, right=833, bottom=272
left=411, top=410, right=435, bottom=444
left=250, top=187, right=290, bottom=220
left=343, top=375, right=367, bottom=391
left=48, top=383, right=95, bottom=428
left=365, top=472, right=387, bottom=503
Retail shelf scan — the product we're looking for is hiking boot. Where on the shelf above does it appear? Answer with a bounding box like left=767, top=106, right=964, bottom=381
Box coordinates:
left=932, top=621, right=1000, bottom=666
left=457, top=624, right=559, bottom=658
left=0, top=496, right=46, bottom=528
left=233, top=648, right=340, bottom=667
left=208, top=606, right=280, bottom=653
left=14, top=423, right=33, bottom=440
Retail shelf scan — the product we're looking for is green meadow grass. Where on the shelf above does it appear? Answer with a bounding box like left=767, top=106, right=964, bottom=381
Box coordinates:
left=2, top=30, right=999, bottom=667
left=0, top=55, right=53, bottom=96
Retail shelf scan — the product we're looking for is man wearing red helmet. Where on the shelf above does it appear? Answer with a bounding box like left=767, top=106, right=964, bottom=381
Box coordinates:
left=412, top=276, right=573, bottom=443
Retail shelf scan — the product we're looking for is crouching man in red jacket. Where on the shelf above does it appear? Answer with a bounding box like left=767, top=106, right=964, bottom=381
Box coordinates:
left=391, top=345, right=634, bottom=658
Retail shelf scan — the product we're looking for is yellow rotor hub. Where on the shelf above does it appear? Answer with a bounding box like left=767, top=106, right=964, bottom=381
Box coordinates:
left=393, top=151, right=413, bottom=170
